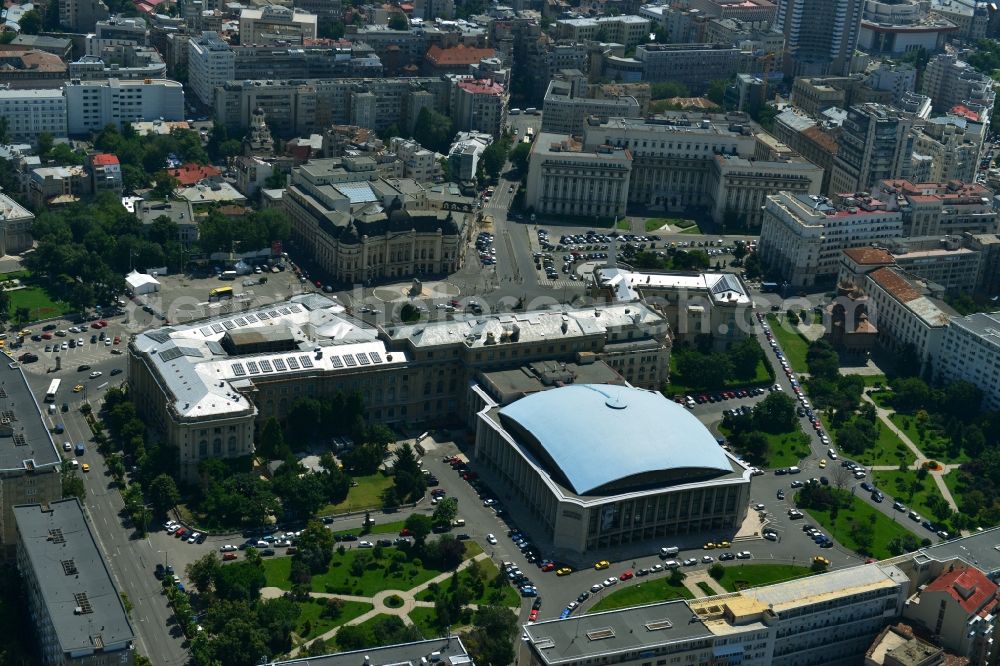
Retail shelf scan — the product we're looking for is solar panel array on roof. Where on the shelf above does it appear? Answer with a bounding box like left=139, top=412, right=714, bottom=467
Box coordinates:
left=159, top=347, right=183, bottom=362
left=247, top=361, right=260, bottom=374
left=299, top=355, right=314, bottom=368
left=179, top=346, right=204, bottom=358
left=147, top=331, right=171, bottom=343
left=200, top=327, right=213, bottom=336
left=711, top=273, right=742, bottom=295
left=245, top=314, right=258, bottom=323
left=286, top=357, right=300, bottom=370
left=357, top=353, right=370, bottom=365
left=212, top=323, right=224, bottom=333
left=259, top=359, right=273, bottom=372
left=369, top=352, right=382, bottom=363
left=235, top=317, right=247, bottom=326
left=331, top=356, right=344, bottom=368
left=268, top=310, right=279, bottom=318
left=258, top=312, right=270, bottom=320
left=232, top=362, right=246, bottom=376
left=343, top=354, right=357, bottom=366
left=273, top=358, right=287, bottom=371
left=278, top=307, right=291, bottom=315
left=289, top=305, right=302, bottom=313
left=222, top=320, right=236, bottom=330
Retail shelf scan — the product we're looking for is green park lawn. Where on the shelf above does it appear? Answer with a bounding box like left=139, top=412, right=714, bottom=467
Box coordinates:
left=761, top=430, right=811, bottom=469
left=588, top=579, right=693, bottom=612
left=415, top=559, right=519, bottom=607
left=764, top=315, right=810, bottom=371
left=409, top=606, right=445, bottom=639
left=850, top=421, right=915, bottom=467
left=696, top=581, right=716, bottom=595
left=799, top=491, right=915, bottom=559
left=263, top=547, right=451, bottom=596
left=871, top=469, right=948, bottom=520
left=8, top=286, right=70, bottom=320
left=680, top=224, right=704, bottom=235
left=713, top=564, right=813, bottom=592
left=615, top=219, right=630, bottom=230
left=862, top=375, right=888, bottom=387
left=293, top=598, right=372, bottom=643
left=319, top=474, right=395, bottom=515
left=332, top=520, right=407, bottom=539
left=889, top=413, right=969, bottom=464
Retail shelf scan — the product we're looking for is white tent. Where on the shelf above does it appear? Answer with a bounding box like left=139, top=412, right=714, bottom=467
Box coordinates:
left=125, top=270, right=161, bottom=295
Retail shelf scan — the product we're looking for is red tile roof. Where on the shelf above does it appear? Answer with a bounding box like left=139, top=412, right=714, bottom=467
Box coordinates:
left=425, top=44, right=496, bottom=67
left=167, top=163, right=222, bottom=187
left=91, top=153, right=119, bottom=167
left=843, top=247, right=893, bottom=265
left=951, top=105, right=980, bottom=122
left=869, top=267, right=921, bottom=303
left=925, top=568, right=998, bottom=616
left=456, top=79, right=505, bottom=95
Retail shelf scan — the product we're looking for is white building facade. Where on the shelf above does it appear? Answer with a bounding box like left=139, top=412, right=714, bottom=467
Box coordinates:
left=188, top=31, right=235, bottom=107
left=0, top=89, right=67, bottom=142
left=65, top=78, right=185, bottom=134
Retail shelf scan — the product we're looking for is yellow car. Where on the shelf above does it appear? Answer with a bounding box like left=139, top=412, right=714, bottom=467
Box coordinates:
left=81, top=463, right=90, bottom=473
left=18, top=329, right=31, bottom=337
left=717, top=540, right=731, bottom=549
left=819, top=459, right=827, bottom=469
left=73, top=384, right=84, bottom=393
left=594, top=560, right=610, bottom=570
left=813, top=556, right=830, bottom=566
left=556, top=567, right=573, bottom=576
left=703, top=542, right=716, bottom=549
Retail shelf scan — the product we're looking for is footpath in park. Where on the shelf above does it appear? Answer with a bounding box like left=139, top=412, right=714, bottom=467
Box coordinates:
left=265, top=553, right=493, bottom=658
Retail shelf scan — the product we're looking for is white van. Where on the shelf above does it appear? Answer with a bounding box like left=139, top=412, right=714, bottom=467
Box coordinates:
left=788, top=466, right=801, bottom=474
left=660, top=546, right=679, bottom=557
left=663, top=559, right=680, bottom=569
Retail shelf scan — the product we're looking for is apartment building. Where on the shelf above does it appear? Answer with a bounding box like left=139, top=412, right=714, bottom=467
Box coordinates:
left=233, top=44, right=381, bottom=82
left=65, top=78, right=184, bottom=135
left=422, top=44, right=496, bottom=76
left=541, top=77, right=640, bottom=136
left=759, top=192, right=903, bottom=286
left=708, top=153, right=823, bottom=228
left=127, top=293, right=673, bottom=479
left=188, top=31, right=235, bottom=106
left=268, top=637, right=471, bottom=666
left=88, top=153, right=122, bottom=193
left=68, top=46, right=167, bottom=81
left=59, top=0, right=109, bottom=33
left=87, top=16, right=148, bottom=53
left=582, top=114, right=758, bottom=211
left=864, top=265, right=953, bottom=365
left=213, top=77, right=453, bottom=136
left=922, top=53, right=996, bottom=121
left=937, top=312, right=1000, bottom=411
left=555, top=15, right=652, bottom=48
left=0, top=88, right=67, bottom=142
left=773, top=0, right=864, bottom=76
left=389, top=137, right=439, bottom=182
left=525, top=132, right=632, bottom=219
left=628, top=43, right=751, bottom=90
left=14, top=499, right=134, bottom=665
left=450, top=78, right=508, bottom=138
left=685, top=0, right=777, bottom=22
left=830, top=103, right=916, bottom=195
left=0, top=361, right=62, bottom=556
left=525, top=564, right=909, bottom=666
left=911, top=116, right=980, bottom=183
left=28, top=166, right=88, bottom=207
left=238, top=5, right=317, bottom=45
left=873, top=179, right=999, bottom=237
left=233, top=156, right=274, bottom=197
left=283, top=158, right=467, bottom=284
left=857, top=0, right=956, bottom=55
left=0, top=191, right=34, bottom=255
left=773, top=109, right=840, bottom=192
left=448, top=132, right=491, bottom=182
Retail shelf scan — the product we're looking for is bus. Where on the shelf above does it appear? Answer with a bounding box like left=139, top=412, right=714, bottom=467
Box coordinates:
left=209, top=286, right=234, bottom=300
left=45, top=379, right=61, bottom=402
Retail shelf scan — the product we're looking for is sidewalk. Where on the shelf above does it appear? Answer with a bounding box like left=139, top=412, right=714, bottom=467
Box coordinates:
left=282, top=552, right=491, bottom=658
left=861, top=393, right=963, bottom=525
left=682, top=570, right=725, bottom=598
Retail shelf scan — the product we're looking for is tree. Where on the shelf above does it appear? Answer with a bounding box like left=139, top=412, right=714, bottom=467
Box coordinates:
left=187, top=552, right=221, bottom=596
left=509, top=142, right=531, bottom=173
left=752, top=392, right=797, bottom=434
left=152, top=171, right=179, bottom=198
left=728, top=337, right=763, bottom=381
left=650, top=81, right=690, bottom=100
left=147, top=474, right=180, bottom=516
left=257, top=417, right=287, bottom=461
left=413, top=108, right=453, bottom=154
left=61, top=461, right=85, bottom=500
left=480, top=140, right=509, bottom=181
left=214, top=562, right=266, bottom=602
left=940, top=381, right=983, bottom=421
left=432, top=497, right=459, bottom=527
left=392, top=443, right=426, bottom=502
left=708, top=563, right=725, bottom=580
left=733, top=430, right=769, bottom=463
left=387, top=11, right=409, bottom=30
left=295, top=520, right=335, bottom=574
left=404, top=513, right=433, bottom=545
left=17, top=9, right=42, bottom=34
left=466, top=605, right=518, bottom=666
left=806, top=341, right=840, bottom=380
left=850, top=519, right=875, bottom=554
left=706, top=78, right=729, bottom=106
